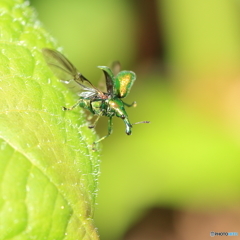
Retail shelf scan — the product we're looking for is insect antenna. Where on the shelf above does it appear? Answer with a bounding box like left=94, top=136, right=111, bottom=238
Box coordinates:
left=132, top=121, right=150, bottom=125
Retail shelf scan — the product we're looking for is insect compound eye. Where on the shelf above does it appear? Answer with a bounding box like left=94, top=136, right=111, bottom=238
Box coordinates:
left=121, top=115, right=125, bottom=119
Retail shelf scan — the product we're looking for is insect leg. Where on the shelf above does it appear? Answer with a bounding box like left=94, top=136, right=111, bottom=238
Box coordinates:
left=92, top=116, right=113, bottom=150
left=87, top=114, right=94, bottom=121
left=88, top=113, right=102, bottom=129
left=123, top=101, right=137, bottom=108
left=62, top=99, right=82, bottom=111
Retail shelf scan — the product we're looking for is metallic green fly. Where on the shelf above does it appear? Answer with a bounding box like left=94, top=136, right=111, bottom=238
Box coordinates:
left=42, top=48, right=150, bottom=150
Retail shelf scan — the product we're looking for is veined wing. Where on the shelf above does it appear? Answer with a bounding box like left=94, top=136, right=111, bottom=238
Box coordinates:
left=42, top=48, right=80, bottom=81
left=42, top=48, right=103, bottom=97
left=111, top=61, right=121, bottom=75
left=79, top=88, right=98, bottom=98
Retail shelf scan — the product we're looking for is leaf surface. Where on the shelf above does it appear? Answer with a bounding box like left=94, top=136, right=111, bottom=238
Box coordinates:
left=0, top=0, right=100, bottom=239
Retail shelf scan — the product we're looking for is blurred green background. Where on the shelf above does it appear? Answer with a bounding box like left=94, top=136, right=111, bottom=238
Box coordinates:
left=31, top=0, right=240, bottom=239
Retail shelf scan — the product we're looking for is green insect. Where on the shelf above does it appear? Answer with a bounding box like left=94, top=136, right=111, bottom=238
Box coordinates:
left=42, top=48, right=149, bottom=149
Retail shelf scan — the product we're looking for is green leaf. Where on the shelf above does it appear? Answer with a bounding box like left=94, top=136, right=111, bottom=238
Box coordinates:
left=0, top=0, right=100, bottom=239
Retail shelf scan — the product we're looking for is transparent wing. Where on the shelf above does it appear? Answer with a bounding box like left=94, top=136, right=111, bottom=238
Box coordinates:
left=42, top=48, right=103, bottom=97
left=80, top=89, right=98, bottom=98
left=42, top=48, right=79, bottom=81
left=111, top=61, right=121, bottom=75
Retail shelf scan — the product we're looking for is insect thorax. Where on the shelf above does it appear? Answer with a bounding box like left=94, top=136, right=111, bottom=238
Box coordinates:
left=78, top=96, right=129, bottom=119
left=78, top=97, right=105, bottom=115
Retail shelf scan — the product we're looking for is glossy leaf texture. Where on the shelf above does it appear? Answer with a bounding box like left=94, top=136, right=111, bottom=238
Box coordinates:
left=0, top=0, right=100, bottom=239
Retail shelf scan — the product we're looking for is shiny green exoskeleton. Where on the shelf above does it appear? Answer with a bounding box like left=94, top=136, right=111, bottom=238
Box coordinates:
left=42, top=48, right=149, bottom=149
